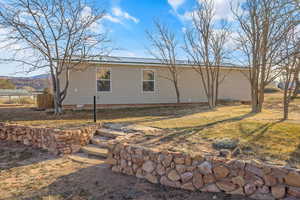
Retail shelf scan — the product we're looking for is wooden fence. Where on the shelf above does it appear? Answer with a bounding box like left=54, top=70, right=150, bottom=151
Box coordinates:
left=37, top=94, right=53, bottom=109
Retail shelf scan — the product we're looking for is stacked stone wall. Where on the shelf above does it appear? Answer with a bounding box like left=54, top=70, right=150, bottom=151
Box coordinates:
left=0, top=122, right=99, bottom=155
left=107, top=142, right=300, bottom=200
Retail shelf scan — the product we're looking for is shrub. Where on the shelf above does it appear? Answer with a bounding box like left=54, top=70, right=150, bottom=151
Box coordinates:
left=264, top=87, right=281, bottom=93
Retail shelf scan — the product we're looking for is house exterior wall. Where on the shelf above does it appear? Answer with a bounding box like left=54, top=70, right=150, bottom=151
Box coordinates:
left=61, top=64, right=251, bottom=106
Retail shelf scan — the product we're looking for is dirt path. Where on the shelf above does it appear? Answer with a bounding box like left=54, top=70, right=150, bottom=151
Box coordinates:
left=0, top=141, right=252, bottom=200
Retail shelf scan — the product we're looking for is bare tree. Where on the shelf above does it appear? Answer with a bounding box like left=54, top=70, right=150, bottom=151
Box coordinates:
left=278, top=31, right=300, bottom=119
left=183, top=0, right=231, bottom=109
left=291, top=67, right=299, bottom=99
left=0, top=0, right=110, bottom=114
left=146, top=21, right=181, bottom=103
left=232, top=0, right=297, bottom=113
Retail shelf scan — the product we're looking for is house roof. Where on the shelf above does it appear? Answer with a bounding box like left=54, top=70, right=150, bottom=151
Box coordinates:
left=70, top=56, right=247, bottom=70
left=0, top=89, right=32, bottom=96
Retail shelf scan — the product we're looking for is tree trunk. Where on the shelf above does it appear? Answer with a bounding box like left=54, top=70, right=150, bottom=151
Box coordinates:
left=292, top=70, right=299, bottom=100
left=283, top=88, right=289, bottom=120
left=173, top=80, right=181, bottom=103
left=52, top=75, right=63, bottom=115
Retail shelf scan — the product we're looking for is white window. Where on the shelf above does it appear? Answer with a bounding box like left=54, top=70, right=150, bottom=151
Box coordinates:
left=142, top=70, right=155, bottom=92
left=97, top=68, right=111, bottom=92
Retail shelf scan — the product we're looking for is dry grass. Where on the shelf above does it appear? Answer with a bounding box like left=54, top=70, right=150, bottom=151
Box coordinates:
left=1, top=92, right=300, bottom=167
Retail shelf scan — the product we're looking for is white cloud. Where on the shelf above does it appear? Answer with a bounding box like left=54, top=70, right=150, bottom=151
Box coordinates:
left=81, top=6, right=92, bottom=19
left=103, top=14, right=122, bottom=24
left=112, top=7, right=139, bottom=24
left=168, top=0, right=185, bottom=10
left=213, top=0, right=235, bottom=21
left=179, top=0, right=240, bottom=23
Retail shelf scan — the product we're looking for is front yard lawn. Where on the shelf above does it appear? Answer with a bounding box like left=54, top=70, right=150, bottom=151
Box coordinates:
left=1, top=92, right=300, bottom=167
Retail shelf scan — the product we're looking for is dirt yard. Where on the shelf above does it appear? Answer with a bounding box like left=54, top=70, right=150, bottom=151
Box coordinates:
left=0, top=141, right=252, bottom=200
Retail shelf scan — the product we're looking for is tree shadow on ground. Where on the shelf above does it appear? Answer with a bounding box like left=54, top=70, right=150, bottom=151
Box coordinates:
left=238, top=119, right=284, bottom=143
left=0, top=140, right=57, bottom=170
left=0, top=104, right=248, bottom=127
left=287, top=143, right=300, bottom=168
left=5, top=162, right=252, bottom=200
left=154, top=112, right=257, bottom=144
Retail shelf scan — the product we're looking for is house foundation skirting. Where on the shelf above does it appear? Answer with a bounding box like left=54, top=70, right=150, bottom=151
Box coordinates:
left=63, top=101, right=251, bottom=110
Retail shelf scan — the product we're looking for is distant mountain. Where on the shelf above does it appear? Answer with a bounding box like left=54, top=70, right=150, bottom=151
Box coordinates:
left=0, top=74, right=49, bottom=91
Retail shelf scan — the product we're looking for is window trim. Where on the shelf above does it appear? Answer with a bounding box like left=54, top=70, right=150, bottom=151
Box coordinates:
left=96, top=67, right=112, bottom=93
left=141, top=69, right=156, bottom=93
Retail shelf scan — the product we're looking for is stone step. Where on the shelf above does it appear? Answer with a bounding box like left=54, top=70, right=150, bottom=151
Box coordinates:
left=90, top=136, right=111, bottom=148
left=96, top=128, right=126, bottom=138
left=81, top=144, right=108, bottom=158
left=68, top=153, right=105, bottom=165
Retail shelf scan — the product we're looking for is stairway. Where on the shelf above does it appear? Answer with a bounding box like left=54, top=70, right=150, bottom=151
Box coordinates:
left=68, top=126, right=129, bottom=164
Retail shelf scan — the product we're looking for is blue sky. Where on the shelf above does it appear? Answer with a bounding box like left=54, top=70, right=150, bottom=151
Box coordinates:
left=0, top=0, right=235, bottom=77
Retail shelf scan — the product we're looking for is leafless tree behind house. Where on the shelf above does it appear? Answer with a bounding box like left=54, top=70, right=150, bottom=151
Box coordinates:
left=183, top=0, right=231, bottom=109
left=232, top=0, right=297, bottom=113
left=278, top=29, right=300, bottom=119
left=0, top=0, right=110, bottom=114
left=146, top=20, right=181, bottom=103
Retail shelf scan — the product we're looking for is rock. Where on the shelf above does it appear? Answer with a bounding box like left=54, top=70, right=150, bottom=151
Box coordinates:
left=216, top=181, right=237, bottom=192
left=229, top=187, right=245, bottom=195
left=203, top=174, right=215, bottom=184
left=142, top=161, right=155, bottom=173
left=112, top=166, right=120, bottom=173
left=232, top=148, right=242, bottom=157
left=198, top=161, right=212, bottom=175
left=167, top=169, right=181, bottom=181
left=156, top=164, right=166, bottom=176
left=145, top=173, right=158, bottom=184
left=232, top=176, right=245, bottom=187
left=264, top=175, right=277, bottom=186
left=213, top=165, right=230, bottom=179
left=181, top=182, right=196, bottom=191
left=219, top=149, right=231, bottom=158
left=161, top=154, right=173, bottom=168
left=23, top=138, right=30, bottom=145
left=271, top=185, right=286, bottom=199
left=250, top=192, right=275, bottom=200
left=287, top=186, right=300, bottom=198
left=244, top=183, right=257, bottom=195
left=174, top=156, right=185, bottom=164
left=181, top=172, right=193, bottom=183
left=175, top=164, right=186, bottom=174
left=136, top=168, right=144, bottom=179
left=245, top=172, right=264, bottom=186
left=192, top=172, right=204, bottom=189
left=258, top=185, right=270, bottom=194
left=212, top=138, right=238, bottom=150
left=106, top=157, right=117, bottom=165
left=245, top=164, right=264, bottom=177
left=282, top=197, right=298, bottom=200
left=285, top=171, right=300, bottom=187
left=160, top=176, right=181, bottom=188
left=201, top=184, right=221, bottom=193
left=185, top=156, right=192, bottom=165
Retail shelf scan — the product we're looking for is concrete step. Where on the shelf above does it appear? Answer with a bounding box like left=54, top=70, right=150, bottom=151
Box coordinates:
left=96, top=128, right=126, bottom=138
left=68, top=153, right=105, bottom=165
left=81, top=144, right=108, bottom=158
left=90, top=136, right=111, bottom=148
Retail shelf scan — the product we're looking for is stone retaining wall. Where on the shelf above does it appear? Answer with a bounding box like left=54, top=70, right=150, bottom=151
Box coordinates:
left=0, top=122, right=100, bottom=155
left=107, top=142, right=300, bottom=200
